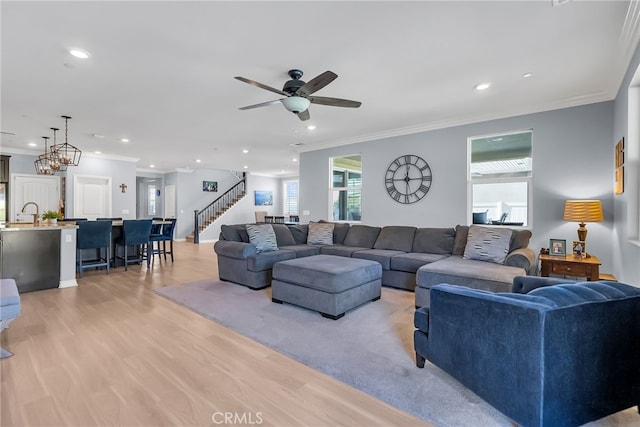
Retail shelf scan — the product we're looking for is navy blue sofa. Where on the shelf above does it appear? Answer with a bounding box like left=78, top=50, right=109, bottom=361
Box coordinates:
left=414, top=278, right=640, bottom=427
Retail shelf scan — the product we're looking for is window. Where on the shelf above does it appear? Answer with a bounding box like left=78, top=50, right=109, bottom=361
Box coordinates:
left=469, top=131, right=532, bottom=226
left=330, top=155, right=362, bottom=221
left=283, top=179, right=299, bottom=216
left=148, top=184, right=156, bottom=216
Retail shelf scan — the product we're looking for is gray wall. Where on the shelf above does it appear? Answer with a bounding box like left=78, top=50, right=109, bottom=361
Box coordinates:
left=612, top=41, right=640, bottom=285
left=300, top=101, right=618, bottom=279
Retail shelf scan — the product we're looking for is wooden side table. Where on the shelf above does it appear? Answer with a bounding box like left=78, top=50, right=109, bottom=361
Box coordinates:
left=539, top=254, right=601, bottom=281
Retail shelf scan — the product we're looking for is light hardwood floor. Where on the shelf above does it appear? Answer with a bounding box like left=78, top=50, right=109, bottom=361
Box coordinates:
left=1, top=241, right=430, bottom=426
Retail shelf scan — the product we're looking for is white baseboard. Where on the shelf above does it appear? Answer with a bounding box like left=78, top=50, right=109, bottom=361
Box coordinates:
left=59, top=279, right=78, bottom=288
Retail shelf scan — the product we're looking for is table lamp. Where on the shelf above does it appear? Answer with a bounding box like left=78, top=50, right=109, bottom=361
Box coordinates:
left=563, top=200, right=603, bottom=255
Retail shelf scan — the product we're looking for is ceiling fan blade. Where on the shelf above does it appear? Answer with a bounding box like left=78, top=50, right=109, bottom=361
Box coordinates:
left=309, top=96, right=362, bottom=108
left=234, top=76, right=288, bottom=96
left=296, top=71, right=338, bottom=97
left=239, top=99, right=283, bottom=110
left=296, top=109, right=311, bottom=121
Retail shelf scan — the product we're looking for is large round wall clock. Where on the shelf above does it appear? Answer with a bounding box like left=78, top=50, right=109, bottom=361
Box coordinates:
left=385, top=154, right=433, bottom=204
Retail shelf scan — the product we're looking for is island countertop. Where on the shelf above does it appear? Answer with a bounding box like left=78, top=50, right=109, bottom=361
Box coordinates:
left=0, top=222, right=78, bottom=231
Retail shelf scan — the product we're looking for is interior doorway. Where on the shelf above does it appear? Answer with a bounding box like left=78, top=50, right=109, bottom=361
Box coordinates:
left=73, top=175, right=112, bottom=220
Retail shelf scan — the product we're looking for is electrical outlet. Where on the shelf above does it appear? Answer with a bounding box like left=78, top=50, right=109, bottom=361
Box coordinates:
left=302, top=210, right=310, bottom=216
left=65, top=234, right=72, bottom=243
left=122, top=209, right=130, bottom=215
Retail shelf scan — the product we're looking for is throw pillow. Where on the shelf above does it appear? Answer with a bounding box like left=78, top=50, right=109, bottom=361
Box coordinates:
left=245, top=224, right=278, bottom=253
left=463, top=225, right=513, bottom=264
left=307, top=222, right=334, bottom=245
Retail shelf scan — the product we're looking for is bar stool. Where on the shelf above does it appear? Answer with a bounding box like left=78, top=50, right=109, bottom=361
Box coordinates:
left=115, top=219, right=152, bottom=271
left=76, top=220, right=112, bottom=277
left=149, top=218, right=177, bottom=262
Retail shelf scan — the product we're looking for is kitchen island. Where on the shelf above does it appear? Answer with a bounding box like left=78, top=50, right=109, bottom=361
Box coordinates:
left=0, top=223, right=77, bottom=293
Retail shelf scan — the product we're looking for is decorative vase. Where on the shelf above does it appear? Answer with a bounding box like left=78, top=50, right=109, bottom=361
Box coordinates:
left=48, top=218, right=57, bottom=226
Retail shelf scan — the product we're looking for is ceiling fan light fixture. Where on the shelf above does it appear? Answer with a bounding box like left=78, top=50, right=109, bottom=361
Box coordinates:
left=282, top=96, right=310, bottom=114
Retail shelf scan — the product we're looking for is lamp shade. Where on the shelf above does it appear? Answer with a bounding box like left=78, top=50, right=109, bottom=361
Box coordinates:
left=563, top=200, right=604, bottom=223
left=281, top=96, right=310, bottom=113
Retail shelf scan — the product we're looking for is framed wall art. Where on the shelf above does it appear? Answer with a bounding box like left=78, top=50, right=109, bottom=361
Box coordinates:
left=614, top=137, right=624, bottom=195
left=254, top=190, right=273, bottom=206
left=203, top=181, right=218, bottom=192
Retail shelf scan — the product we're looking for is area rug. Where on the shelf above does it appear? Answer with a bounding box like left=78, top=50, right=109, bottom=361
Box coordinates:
left=155, top=280, right=635, bottom=426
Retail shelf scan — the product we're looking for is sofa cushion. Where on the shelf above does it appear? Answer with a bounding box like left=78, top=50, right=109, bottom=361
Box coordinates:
left=246, top=224, right=278, bottom=253
left=413, top=227, right=455, bottom=254
left=390, top=252, right=450, bottom=273
left=319, top=220, right=350, bottom=244
left=221, top=224, right=249, bottom=243
left=308, top=222, right=334, bottom=245
left=463, top=225, right=513, bottom=264
left=320, top=245, right=370, bottom=257
left=280, top=244, right=321, bottom=258
left=288, top=224, right=309, bottom=244
left=353, top=249, right=406, bottom=270
left=452, top=225, right=469, bottom=255
left=373, top=226, right=416, bottom=252
left=528, top=281, right=640, bottom=307
left=343, top=225, right=381, bottom=248
left=271, top=224, right=296, bottom=246
left=510, top=229, right=532, bottom=252
left=416, top=255, right=526, bottom=293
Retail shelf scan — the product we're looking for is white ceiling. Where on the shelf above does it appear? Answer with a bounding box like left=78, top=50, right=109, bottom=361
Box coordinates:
left=2, top=1, right=639, bottom=177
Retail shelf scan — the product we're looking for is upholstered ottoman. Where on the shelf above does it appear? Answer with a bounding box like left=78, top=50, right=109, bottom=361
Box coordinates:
left=271, top=254, right=382, bottom=320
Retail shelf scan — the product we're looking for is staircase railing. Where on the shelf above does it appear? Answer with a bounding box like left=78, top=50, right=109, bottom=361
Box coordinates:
left=193, top=173, right=246, bottom=243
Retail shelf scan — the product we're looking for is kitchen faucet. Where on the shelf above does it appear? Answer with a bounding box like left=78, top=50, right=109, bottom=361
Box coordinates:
left=21, top=202, right=40, bottom=225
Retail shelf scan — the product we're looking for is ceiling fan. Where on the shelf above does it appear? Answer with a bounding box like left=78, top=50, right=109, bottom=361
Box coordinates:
left=234, top=69, right=361, bottom=121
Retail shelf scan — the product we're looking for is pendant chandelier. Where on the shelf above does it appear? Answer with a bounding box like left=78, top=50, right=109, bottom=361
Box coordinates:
left=55, top=115, right=82, bottom=167
left=34, top=136, right=56, bottom=175
left=48, top=127, right=67, bottom=172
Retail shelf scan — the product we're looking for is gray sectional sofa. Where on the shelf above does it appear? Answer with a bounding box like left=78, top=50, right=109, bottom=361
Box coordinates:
left=213, top=222, right=536, bottom=301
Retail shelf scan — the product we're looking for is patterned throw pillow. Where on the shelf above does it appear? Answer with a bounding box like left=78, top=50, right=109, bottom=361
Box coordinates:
left=307, top=222, right=335, bottom=245
left=463, top=225, right=513, bottom=264
left=245, top=224, right=278, bottom=253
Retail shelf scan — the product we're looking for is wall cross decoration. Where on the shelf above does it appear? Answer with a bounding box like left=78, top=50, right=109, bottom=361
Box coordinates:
left=120, top=183, right=127, bottom=193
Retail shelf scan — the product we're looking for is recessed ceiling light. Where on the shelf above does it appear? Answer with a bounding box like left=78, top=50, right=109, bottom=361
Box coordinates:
left=292, top=158, right=298, bottom=162
left=69, top=48, right=90, bottom=59
left=28, top=142, right=37, bottom=147
left=95, top=151, right=101, bottom=154
left=195, top=159, right=201, bottom=163
left=149, top=164, right=155, bottom=168
left=307, top=125, right=316, bottom=130
left=121, top=138, right=129, bottom=143
left=281, top=170, right=286, bottom=174
left=242, top=149, right=249, bottom=154
left=474, top=82, right=491, bottom=91
left=243, top=165, right=248, bottom=169
left=92, top=133, right=105, bottom=139
left=523, top=72, right=533, bottom=78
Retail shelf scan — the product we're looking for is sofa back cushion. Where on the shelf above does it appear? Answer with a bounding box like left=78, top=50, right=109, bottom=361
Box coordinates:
left=288, top=224, right=309, bottom=244
left=510, top=229, right=532, bottom=252
left=271, top=224, right=296, bottom=246
left=246, top=224, right=279, bottom=253
left=343, top=225, right=381, bottom=248
left=413, top=227, right=456, bottom=254
left=463, top=225, right=513, bottom=264
left=221, top=224, right=249, bottom=243
left=307, top=222, right=335, bottom=245
left=373, top=226, right=416, bottom=252
left=452, top=225, right=469, bottom=255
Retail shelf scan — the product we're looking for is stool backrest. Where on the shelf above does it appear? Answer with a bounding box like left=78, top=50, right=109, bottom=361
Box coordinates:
left=122, top=219, right=153, bottom=245
left=77, top=220, right=112, bottom=250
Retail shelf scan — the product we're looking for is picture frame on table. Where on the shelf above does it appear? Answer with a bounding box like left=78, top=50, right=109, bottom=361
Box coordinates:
left=550, top=239, right=566, bottom=256
left=572, top=240, right=586, bottom=257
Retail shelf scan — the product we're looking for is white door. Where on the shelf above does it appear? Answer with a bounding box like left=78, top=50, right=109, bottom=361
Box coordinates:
left=164, top=185, right=176, bottom=218
left=74, top=175, right=112, bottom=220
left=11, top=174, right=60, bottom=222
